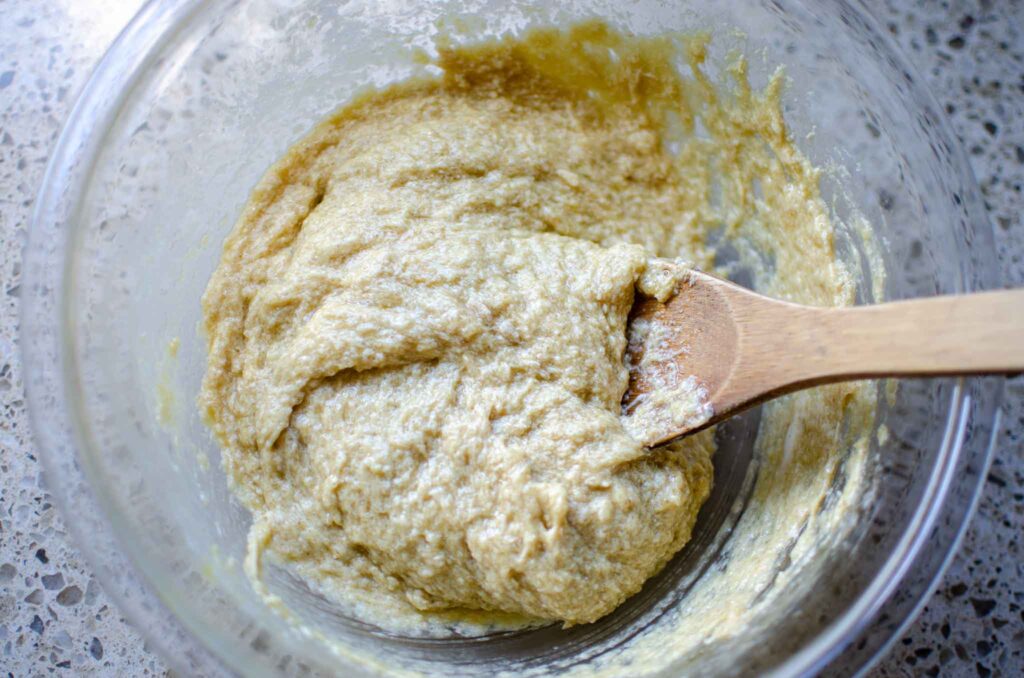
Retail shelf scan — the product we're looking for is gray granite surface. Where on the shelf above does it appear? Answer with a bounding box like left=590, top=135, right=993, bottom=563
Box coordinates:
left=0, top=0, right=1021, bottom=675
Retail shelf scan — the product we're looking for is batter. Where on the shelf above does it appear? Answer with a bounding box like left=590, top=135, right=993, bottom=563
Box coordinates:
left=200, top=22, right=872, bottom=640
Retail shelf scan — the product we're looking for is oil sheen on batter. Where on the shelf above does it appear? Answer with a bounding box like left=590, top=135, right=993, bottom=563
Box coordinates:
left=200, top=22, right=870, bottom=638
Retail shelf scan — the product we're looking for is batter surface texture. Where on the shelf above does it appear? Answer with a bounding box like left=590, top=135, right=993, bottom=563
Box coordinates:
left=201, top=22, right=867, bottom=640
left=201, top=24, right=717, bottom=627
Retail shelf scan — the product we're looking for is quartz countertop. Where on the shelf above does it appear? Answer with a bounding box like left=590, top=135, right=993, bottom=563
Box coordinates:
left=1, top=0, right=1021, bottom=674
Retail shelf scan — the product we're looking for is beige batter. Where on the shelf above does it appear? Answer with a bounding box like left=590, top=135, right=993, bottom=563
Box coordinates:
left=201, top=21, right=876, bottom=649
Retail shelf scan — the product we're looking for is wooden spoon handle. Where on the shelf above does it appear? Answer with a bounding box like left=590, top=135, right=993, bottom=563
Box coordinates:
left=624, top=271, right=1023, bottom=444
left=761, top=289, right=1024, bottom=386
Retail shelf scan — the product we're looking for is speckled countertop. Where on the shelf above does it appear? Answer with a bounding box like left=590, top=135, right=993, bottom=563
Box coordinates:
left=1, top=0, right=1021, bottom=675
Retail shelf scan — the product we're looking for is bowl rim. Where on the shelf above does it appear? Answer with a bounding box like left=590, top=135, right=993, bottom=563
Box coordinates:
left=20, top=0, right=1003, bottom=676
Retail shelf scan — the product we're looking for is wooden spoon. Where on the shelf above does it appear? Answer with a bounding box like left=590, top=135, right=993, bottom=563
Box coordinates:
left=622, top=268, right=1024, bottom=447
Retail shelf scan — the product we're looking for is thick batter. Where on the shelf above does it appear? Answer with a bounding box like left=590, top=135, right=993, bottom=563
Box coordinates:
left=200, top=22, right=869, bottom=638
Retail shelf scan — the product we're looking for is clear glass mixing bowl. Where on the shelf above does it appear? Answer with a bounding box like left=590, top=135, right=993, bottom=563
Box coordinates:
left=22, top=0, right=1002, bottom=675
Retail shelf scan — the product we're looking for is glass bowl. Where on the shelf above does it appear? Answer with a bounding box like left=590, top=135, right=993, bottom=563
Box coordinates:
left=22, top=0, right=1002, bottom=675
